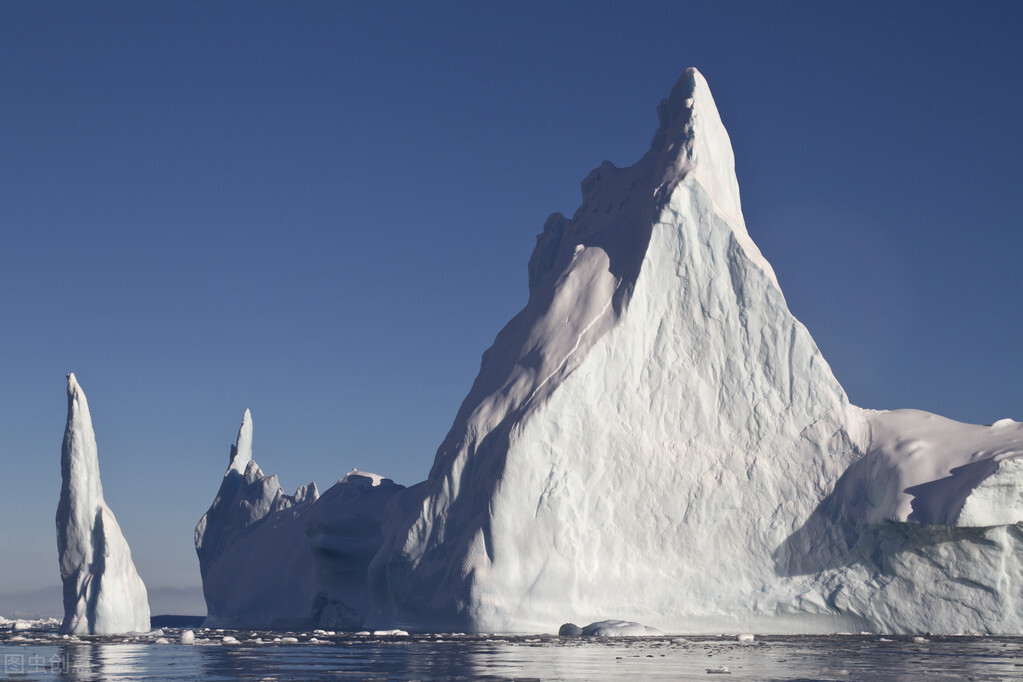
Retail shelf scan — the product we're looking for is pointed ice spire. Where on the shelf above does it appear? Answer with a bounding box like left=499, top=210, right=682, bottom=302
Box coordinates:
left=56, top=374, right=150, bottom=634
left=650, top=68, right=779, bottom=289
left=228, top=408, right=253, bottom=474
left=58, top=374, right=104, bottom=552
left=195, top=408, right=284, bottom=586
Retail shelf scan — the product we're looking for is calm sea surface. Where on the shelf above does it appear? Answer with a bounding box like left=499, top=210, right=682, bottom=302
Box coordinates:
left=4, top=627, right=1023, bottom=680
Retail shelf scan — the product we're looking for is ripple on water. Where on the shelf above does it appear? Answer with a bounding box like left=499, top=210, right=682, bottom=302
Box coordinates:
left=1, top=631, right=1022, bottom=680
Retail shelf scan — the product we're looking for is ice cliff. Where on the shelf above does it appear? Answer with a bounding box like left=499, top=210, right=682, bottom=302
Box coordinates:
left=57, top=374, right=150, bottom=634
left=196, top=68, right=1023, bottom=634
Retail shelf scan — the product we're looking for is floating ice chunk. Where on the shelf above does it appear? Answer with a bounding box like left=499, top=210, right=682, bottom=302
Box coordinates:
left=736, top=633, right=755, bottom=643
left=372, top=629, right=409, bottom=636
left=180, top=630, right=195, bottom=644
left=559, top=620, right=662, bottom=637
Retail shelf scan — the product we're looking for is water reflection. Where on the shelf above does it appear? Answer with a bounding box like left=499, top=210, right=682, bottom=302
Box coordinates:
left=55, top=643, right=166, bottom=680
left=195, top=639, right=524, bottom=680
left=3, top=634, right=1023, bottom=680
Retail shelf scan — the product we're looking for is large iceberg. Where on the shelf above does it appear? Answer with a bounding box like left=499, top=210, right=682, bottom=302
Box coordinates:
left=196, top=69, right=1023, bottom=634
left=57, top=374, right=150, bottom=634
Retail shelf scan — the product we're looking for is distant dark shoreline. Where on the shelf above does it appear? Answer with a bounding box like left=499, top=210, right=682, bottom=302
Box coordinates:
left=150, top=615, right=204, bottom=628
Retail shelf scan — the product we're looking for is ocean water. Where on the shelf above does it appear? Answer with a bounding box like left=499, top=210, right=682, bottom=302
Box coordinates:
left=4, top=627, right=1023, bottom=680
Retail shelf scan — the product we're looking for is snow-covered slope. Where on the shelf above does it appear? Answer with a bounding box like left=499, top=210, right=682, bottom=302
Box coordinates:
left=56, top=374, right=150, bottom=634
left=832, top=410, right=1023, bottom=526
left=197, top=68, right=1023, bottom=634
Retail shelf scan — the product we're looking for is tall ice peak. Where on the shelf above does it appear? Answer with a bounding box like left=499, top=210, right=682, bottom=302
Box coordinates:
left=57, top=373, right=150, bottom=634
left=370, top=68, right=803, bottom=632
left=527, top=68, right=777, bottom=300
left=652, top=67, right=779, bottom=289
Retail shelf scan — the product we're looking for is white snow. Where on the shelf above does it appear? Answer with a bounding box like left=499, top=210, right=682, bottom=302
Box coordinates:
left=341, top=468, right=386, bottom=486
left=194, top=68, right=1023, bottom=635
left=828, top=409, right=1023, bottom=525
left=56, top=374, right=150, bottom=635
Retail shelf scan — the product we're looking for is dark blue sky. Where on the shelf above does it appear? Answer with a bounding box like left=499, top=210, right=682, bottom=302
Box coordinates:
left=2, top=1, right=1021, bottom=615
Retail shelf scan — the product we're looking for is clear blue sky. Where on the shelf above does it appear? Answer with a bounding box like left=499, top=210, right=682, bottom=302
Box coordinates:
left=2, top=1, right=1021, bottom=617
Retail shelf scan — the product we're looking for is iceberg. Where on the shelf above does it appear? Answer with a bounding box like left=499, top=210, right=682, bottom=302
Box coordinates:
left=195, top=410, right=404, bottom=629
left=366, top=66, right=860, bottom=633
left=196, top=68, right=1023, bottom=634
left=56, top=374, right=150, bottom=634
